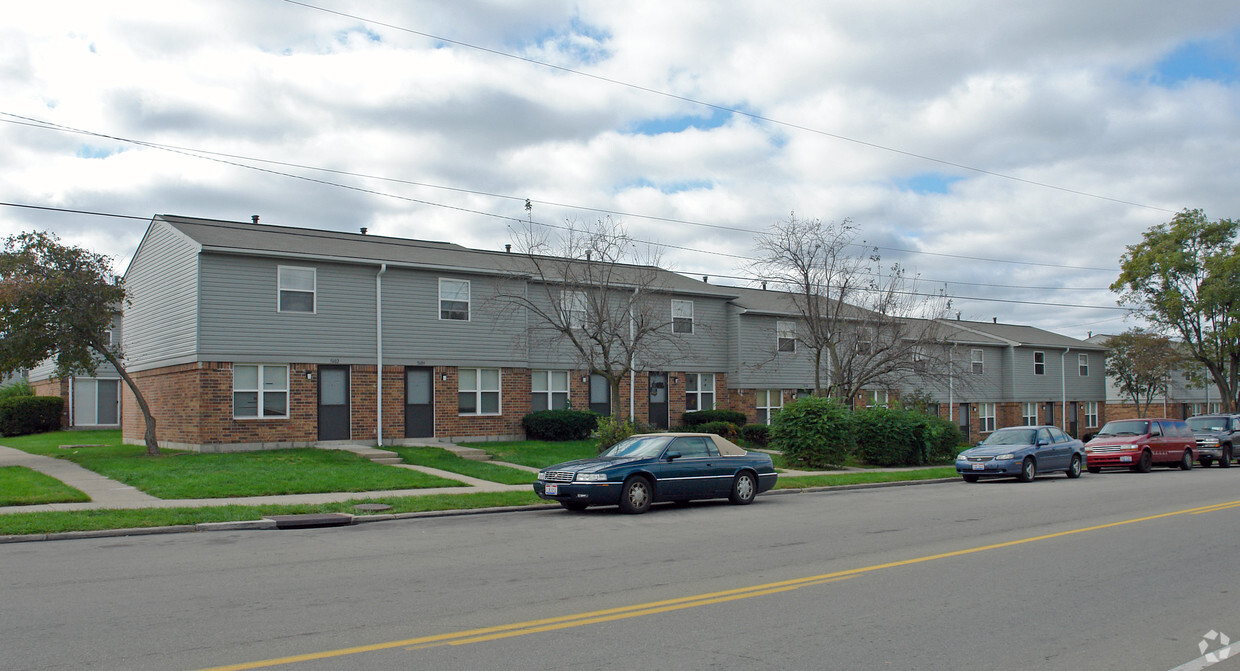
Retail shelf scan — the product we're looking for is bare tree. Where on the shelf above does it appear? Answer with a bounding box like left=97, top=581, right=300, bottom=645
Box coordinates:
left=495, top=218, right=691, bottom=422
left=752, top=214, right=957, bottom=404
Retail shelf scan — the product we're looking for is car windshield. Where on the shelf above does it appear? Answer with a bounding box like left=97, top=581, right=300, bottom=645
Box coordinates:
left=1187, top=417, right=1228, bottom=432
left=980, top=429, right=1036, bottom=446
left=599, top=435, right=675, bottom=459
left=1096, top=420, right=1149, bottom=437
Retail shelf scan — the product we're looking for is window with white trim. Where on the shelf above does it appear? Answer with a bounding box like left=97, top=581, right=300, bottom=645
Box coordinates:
left=855, top=328, right=873, bottom=355
left=867, top=390, right=889, bottom=408
left=439, top=278, right=471, bottom=321
left=1084, top=401, right=1098, bottom=428
left=777, top=321, right=796, bottom=352
left=459, top=368, right=500, bottom=415
left=685, top=373, right=714, bottom=411
left=561, top=290, right=586, bottom=330
left=278, top=266, right=315, bottom=313
left=72, top=377, right=120, bottom=426
left=531, top=370, right=569, bottom=411
left=1078, top=353, right=1089, bottom=376
left=756, top=389, right=782, bottom=425
left=102, top=330, right=113, bottom=347
left=672, top=299, right=694, bottom=334
left=1022, top=402, right=1038, bottom=426
left=979, top=402, right=996, bottom=432
left=233, top=364, right=289, bottom=418
left=1034, top=351, right=1045, bottom=375
left=971, top=349, right=984, bottom=375
left=912, top=346, right=927, bottom=373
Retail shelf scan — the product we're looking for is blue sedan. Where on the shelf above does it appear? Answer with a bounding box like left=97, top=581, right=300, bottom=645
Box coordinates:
left=534, top=433, right=778, bottom=513
left=956, top=425, right=1086, bottom=483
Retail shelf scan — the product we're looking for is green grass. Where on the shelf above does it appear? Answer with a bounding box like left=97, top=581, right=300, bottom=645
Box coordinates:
left=1, top=430, right=462, bottom=498
left=466, top=439, right=598, bottom=469
left=0, top=491, right=545, bottom=536
left=0, top=466, right=91, bottom=506
left=390, top=446, right=536, bottom=484
left=775, top=467, right=957, bottom=488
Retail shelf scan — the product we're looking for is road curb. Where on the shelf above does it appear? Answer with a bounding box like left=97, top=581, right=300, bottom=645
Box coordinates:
left=0, top=478, right=958, bottom=543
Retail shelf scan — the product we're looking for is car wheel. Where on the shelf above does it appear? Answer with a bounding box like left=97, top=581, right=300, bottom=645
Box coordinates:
left=618, top=476, right=653, bottom=514
left=1200, top=457, right=1214, bottom=468
left=1222, top=445, right=1233, bottom=468
left=560, top=501, right=588, bottom=512
left=1133, top=450, right=1153, bottom=473
left=1180, top=450, right=1193, bottom=470
left=1066, top=454, right=1082, bottom=479
left=1087, top=466, right=1102, bottom=474
left=962, top=473, right=980, bottom=483
left=1018, top=457, right=1036, bottom=483
left=729, top=472, right=758, bottom=505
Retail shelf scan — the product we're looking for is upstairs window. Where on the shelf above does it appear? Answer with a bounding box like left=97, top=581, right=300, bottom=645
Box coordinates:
left=440, top=278, right=471, bottom=321
left=102, top=330, right=113, bottom=347
left=777, top=321, right=796, bottom=352
left=971, top=349, right=984, bottom=375
left=1079, top=353, right=1089, bottom=376
left=672, top=299, right=694, bottom=334
left=911, top=346, right=927, bottom=373
left=1034, top=351, right=1045, bottom=375
left=278, top=266, right=315, bottom=313
left=855, top=328, right=873, bottom=355
left=561, top=290, right=586, bottom=330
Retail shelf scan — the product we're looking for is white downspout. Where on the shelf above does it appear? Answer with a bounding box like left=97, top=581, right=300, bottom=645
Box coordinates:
left=948, top=345, right=954, bottom=422
left=630, top=287, right=637, bottom=421
left=1061, top=347, right=1070, bottom=431
left=376, top=263, right=387, bottom=446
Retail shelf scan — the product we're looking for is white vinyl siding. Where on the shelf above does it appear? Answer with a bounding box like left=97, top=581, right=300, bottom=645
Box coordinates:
left=233, top=364, right=288, bottom=418
left=459, top=368, right=500, bottom=415
left=278, top=266, right=316, bottom=313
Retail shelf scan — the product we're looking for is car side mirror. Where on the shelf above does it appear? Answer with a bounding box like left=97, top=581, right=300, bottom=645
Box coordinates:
left=1037, top=439, right=1049, bottom=446
left=665, top=451, right=681, bottom=462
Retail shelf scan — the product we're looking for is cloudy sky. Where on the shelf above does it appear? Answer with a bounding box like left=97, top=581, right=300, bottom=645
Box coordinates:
left=3, top=0, right=1239, bottom=338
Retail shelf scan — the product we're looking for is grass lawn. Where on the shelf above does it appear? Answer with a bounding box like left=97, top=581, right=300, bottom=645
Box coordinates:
left=466, top=439, right=598, bottom=469
left=389, top=446, right=536, bottom=485
left=775, top=467, right=957, bottom=488
left=0, top=430, right=462, bottom=498
left=0, top=466, right=90, bottom=506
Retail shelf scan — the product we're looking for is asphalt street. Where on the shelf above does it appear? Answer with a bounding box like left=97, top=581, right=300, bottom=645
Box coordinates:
left=4, top=467, right=1240, bottom=671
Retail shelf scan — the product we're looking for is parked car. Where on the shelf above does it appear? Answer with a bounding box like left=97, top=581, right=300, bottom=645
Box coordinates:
left=1185, top=414, right=1239, bottom=468
left=533, top=433, right=778, bottom=514
left=1084, top=418, right=1195, bottom=473
left=955, top=425, right=1085, bottom=483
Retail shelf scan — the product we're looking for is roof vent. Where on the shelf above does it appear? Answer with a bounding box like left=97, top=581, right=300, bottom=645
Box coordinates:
left=956, top=312, right=961, bottom=321
left=993, top=317, right=997, bottom=324
left=360, top=227, right=368, bottom=235
left=251, top=215, right=260, bottom=224
left=702, top=275, right=709, bottom=283
left=505, top=244, right=512, bottom=253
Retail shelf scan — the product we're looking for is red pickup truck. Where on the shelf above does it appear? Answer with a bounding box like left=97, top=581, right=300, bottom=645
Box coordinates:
left=1084, top=418, right=1196, bottom=473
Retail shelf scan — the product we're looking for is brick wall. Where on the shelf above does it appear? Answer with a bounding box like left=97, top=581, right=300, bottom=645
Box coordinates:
left=31, top=377, right=70, bottom=428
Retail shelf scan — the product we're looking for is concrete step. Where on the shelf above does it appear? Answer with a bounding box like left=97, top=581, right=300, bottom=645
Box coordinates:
left=441, top=445, right=493, bottom=461
left=369, top=457, right=404, bottom=465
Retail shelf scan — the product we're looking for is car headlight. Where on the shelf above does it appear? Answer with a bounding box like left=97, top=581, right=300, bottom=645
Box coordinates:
left=956, top=453, right=969, bottom=461
left=537, top=471, right=548, bottom=480
left=1201, top=437, right=1220, bottom=446
left=575, top=473, right=608, bottom=482
left=995, top=453, right=1016, bottom=461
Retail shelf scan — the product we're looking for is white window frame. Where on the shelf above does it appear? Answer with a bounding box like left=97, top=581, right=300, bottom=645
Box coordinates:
left=1084, top=401, right=1098, bottom=428
left=439, top=278, right=471, bottom=321
left=71, top=377, right=121, bottom=426
left=233, top=364, right=289, bottom=419
left=1033, top=351, right=1045, bottom=375
left=855, top=327, right=873, bottom=355
left=756, top=389, right=782, bottom=425
left=685, top=373, right=715, bottom=411
left=458, top=368, right=501, bottom=416
left=278, top=266, right=316, bottom=314
left=672, top=299, right=694, bottom=334
left=971, top=349, right=984, bottom=375
left=979, top=402, right=996, bottom=432
left=777, top=321, right=796, bottom=352
left=1078, top=353, right=1089, bottom=376
left=102, top=330, right=113, bottom=347
left=911, top=346, right=927, bottom=372
left=560, top=290, right=587, bottom=330
left=1022, top=402, right=1038, bottom=426
left=867, top=390, right=889, bottom=408
left=531, top=370, right=570, bottom=412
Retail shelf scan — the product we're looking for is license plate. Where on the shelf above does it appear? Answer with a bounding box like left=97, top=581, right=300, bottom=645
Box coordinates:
left=972, top=464, right=985, bottom=470
left=545, top=484, right=558, bottom=495
left=1120, top=456, right=1132, bottom=463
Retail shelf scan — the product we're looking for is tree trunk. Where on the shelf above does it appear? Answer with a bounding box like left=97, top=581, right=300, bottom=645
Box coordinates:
left=98, top=347, right=159, bottom=456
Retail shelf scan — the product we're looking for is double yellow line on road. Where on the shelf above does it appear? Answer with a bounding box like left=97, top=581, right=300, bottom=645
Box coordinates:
left=198, top=498, right=1240, bottom=671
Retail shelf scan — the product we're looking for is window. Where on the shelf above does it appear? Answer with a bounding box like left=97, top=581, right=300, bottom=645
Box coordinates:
left=971, top=349, right=984, bottom=375
left=233, top=364, right=288, bottom=418
left=1084, top=402, right=1098, bottom=428
left=1078, top=353, right=1089, bottom=376
left=911, top=346, right=927, bottom=373
left=756, top=389, right=782, bottom=425
left=979, top=402, right=996, bottom=432
left=856, top=328, right=873, bottom=355
left=685, top=373, right=715, bottom=411
left=671, top=436, right=715, bottom=458
left=72, top=378, right=120, bottom=426
left=777, top=321, right=796, bottom=352
left=1022, top=402, right=1038, bottom=426
left=1034, top=351, right=1045, bottom=375
left=458, top=368, right=500, bottom=415
left=672, top=299, right=694, bottom=334
left=867, top=390, right=888, bottom=408
left=531, top=370, right=569, bottom=411
left=278, top=266, right=315, bottom=313
left=561, top=290, right=586, bottom=329
left=102, top=330, right=113, bottom=347
left=439, top=278, right=471, bottom=321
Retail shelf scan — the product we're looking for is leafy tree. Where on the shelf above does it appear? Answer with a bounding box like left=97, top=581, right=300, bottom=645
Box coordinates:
left=1112, top=209, right=1240, bottom=412
left=1102, top=328, right=1183, bottom=416
left=0, top=231, right=160, bottom=454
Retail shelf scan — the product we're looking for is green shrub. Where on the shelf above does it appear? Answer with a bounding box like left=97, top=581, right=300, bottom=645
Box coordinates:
left=853, top=406, right=965, bottom=466
left=0, top=396, right=65, bottom=437
left=0, top=379, right=35, bottom=401
left=770, top=396, right=855, bottom=468
left=521, top=409, right=599, bottom=441
left=593, top=415, right=637, bottom=453
left=695, top=420, right=740, bottom=439
left=740, top=423, right=771, bottom=446
left=681, top=409, right=747, bottom=427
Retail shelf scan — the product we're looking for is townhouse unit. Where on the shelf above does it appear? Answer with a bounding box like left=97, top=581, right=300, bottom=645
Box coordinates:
left=1086, top=333, right=1226, bottom=420
left=28, top=313, right=124, bottom=429
left=117, top=215, right=1107, bottom=451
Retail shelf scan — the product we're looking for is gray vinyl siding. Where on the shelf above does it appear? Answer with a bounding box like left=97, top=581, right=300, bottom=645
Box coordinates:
left=198, top=254, right=376, bottom=363
left=951, top=344, right=1005, bottom=401
left=1011, top=347, right=1106, bottom=400
left=732, top=313, right=817, bottom=388
left=645, top=295, right=731, bottom=372
left=123, top=221, right=200, bottom=372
